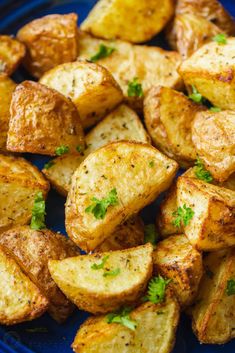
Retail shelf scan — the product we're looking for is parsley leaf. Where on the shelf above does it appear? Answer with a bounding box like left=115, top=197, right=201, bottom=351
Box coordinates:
left=213, top=33, right=227, bottom=45
left=226, top=279, right=235, bottom=296
left=85, top=188, right=119, bottom=219
left=76, top=145, right=83, bottom=153
left=149, top=161, right=154, bottom=168
left=194, top=157, right=213, bottom=183
left=90, top=44, right=115, bottom=62
left=30, top=192, right=46, bottom=230
left=172, top=204, right=194, bottom=228
left=106, top=307, right=137, bottom=331
left=210, top=106, right=221, bottom=112
left=127, top=78, right=143, bottom=98
left=91, top=255, right=109, bottom=270
left=43, top=160, right=55, bottom=170
left=189, top=85, right=205, bottom=104
left=103, top=268, right=121, bottom=277
left=55, top=145, right=69, bottom=156
left=143, top=276, right=171, bottom=304
left=144, top=224, right=158, bottom=246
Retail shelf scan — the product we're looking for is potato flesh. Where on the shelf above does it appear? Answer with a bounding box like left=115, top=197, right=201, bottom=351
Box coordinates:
left=0, top=35, right=25, bottom=75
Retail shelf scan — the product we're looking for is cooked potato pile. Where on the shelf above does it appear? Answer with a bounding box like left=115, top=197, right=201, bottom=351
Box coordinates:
left=0, top=35, right=25, bottom=75
left=17, top=13, right=79, bottom=78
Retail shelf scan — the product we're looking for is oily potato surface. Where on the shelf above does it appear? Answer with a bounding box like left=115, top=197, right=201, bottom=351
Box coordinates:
left=66, top=141, right=178, bottom=252
left=81, top=0, right=174, bottom=43
left=0, top=154, right=49, bottom=233
left=17, top=13, right=79, bottom=78
left=49, top=244, right=153, bottom=314
left=0, top=245, right=48, bottom=325
left=0, top=35, right=25, bottom=75
left=40, top=61, right=123, bottom=129
left=0, top=226, right=79, bottom=323
left=7, top=81, right=85, bottom=156
left=72, top=293, right=179, bottom=353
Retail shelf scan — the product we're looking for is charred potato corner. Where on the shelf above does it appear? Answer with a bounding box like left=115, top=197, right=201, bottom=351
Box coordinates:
left=0, top=0, right=235, bottom=352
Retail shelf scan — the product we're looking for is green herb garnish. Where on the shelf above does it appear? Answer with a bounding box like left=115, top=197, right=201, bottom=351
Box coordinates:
left=91, top=255, right=109, bottom=270
left=106, top=307, right=137, bottom=331
left=172, top=204, right=194, bottom=228
left=76, top=145, right=83, bottom=153
left=149, top=161, right=154, bottom=168
left=90, top=44, right=115, bottom=62
left=213, top=33, right=227, bottom=45
left=26, top=327, right=48, bottom=333
left=194, top=157, right=213, bottom=183
left=85, top=188, right=118, bottom=219
left=210, top=106, right=221, bottom=112
left=30, top=192, right=46, bottom=230
left=103, top=268, right=121, bottom=277
left=143, top=276, right=171, bottom=304
left=226, top=279, right=235, bottom=296
left=189, top=85, right=204, bottom=104
left=144, top=224, right=158, bottom=246
left=55, top=145, right=69, bottom=156
left=43, top=160, right=55, bottom=170
left=127, top=78, right=143, bottom=98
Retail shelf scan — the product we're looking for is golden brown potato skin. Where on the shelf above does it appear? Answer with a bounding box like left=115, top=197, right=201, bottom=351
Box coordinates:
left=0, top=74, right=16, bottom=153
left=72, top=293, right=179, bottom=353
left=0, top=226, right=79, bottom=323
left=192, top=110, right=235, bottom=182
left=7, top=81, right=85, bottom=156
left=191, top=249, right=235, bottom=344
left=0, top=35, right=25, bottom=75
left=153, top=234, right=203, bottom=307
left=17, top=13, right=79, bottom=78
left=0, top=154, right=49, bottom=233
left=81, top=0, right=175, bottom=43
left=0, top=245, right=48, bottom=325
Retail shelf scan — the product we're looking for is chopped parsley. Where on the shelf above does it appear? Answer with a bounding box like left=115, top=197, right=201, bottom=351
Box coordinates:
left=127, top=78, right=143, bottom=98
left=143, top=276, right=171, bottom=304
left=85, top=188, right=119, bottom=219
left=172, top=204, right=194, bottom=228
left=194, top=157, right=213, bottom=183
left=90, top=44, right=115, bottom=62
left=189, top=85, right=204, bottom=104
left=149, top=161, right=154, bottom=168
left=55, top=145, right=69, bottom=156
left=226, top=279, right=235, bottom=296
left=91, top=255, right=109, bottom=270
left=106, top=307, right=137, bottom=331
left=43, top=160, right=55, bottom=170
left=76, top=145, right=83, bottom=153
left=30, top=192, right=46, bottom=230
left=210, top=106, right=221, bottom=112
left=144, top=224, right=158, bottom=247
left=103, top=268, right=121, bottom=277
left=213, top=33, right=227, bottom=45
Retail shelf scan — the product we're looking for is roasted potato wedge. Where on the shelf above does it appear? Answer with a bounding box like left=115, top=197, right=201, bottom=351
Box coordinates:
left=43, top=104, right=150, bottom=196
left=144, top=86, right=204, bottom=167
left=190, top=248, right=235, bottom=344
left=40, top=61, right=123, bottom=129
left=7, top=81, right=85, bottom=156
left=0, top=245, right=48, bottom=325
left=176, top=0, right=235, bottom=35
left=0, top=74, right=16, bottom=152
left=177, top=176, right=235, bottom=251
left=153, top=234, right=203, bottom=307
left=66, top=141, right=178, bottom=252
left=0, top=154, right=49, bottom=233
left=49, top=244, right=153, bottom=314
left=0, top=35, right=25, bottom=75
left=72, top=293, right=179, bottom=353
left=179, top=38, right=235, bottom=111
left=81, top=0, right=174, bottom=43
left=0, top=226, right=79, bottom=323
left=17, top=13, right=79, bottom=78
left=192, top=110, right=235, bottom=182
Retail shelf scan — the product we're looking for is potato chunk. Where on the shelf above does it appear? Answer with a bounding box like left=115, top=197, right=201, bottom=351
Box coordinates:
left=153, top=234, right=203, bottom=307
left=7, top=81, right=85, bottom=156
left=40, top=61, right=123, bottom=129
left=179, top=38, right=235, bottom=111
left=0, top=35, right=25, bottom=75
left=49, top=244, right=153, bottom=314
left=72, top=294, right=179, bottom=353
left=0, top=154, right=49, bottom=233
left=81, top=0, right=174, bottom=43
left=43, top=104, right=150, bottom=196
left=17, top=13, right=79, bottom=78
left=66, top=141, right=178, bottom=251
left=191, top=249, right=235, bottom=344
left=192, top=110, right=235, bottom=182
left=177, top=176, right=235, bottom=251
left=0, top=74, right=16, bottom=152
left=0, top=226, right=79, bottom=323
left=0, top=246, right=48, bottom=325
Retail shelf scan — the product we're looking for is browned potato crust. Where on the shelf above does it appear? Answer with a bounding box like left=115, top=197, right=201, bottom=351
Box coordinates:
left=7, top=81, right=85, bottom=156
left=191, top=249, right=235, bottom=344
left=17, top=13, right=79, bottom=78
left=0, top=35, right=25, bottom=75
left=0, top=74, right=16, bottom=152
left=0, top=154, right=49, bottom=233
left=153, top=234, right=203, bottom=307
left=0, top=245, right=48, bottom=325
left=192, top=110, right=235, bottom=182
left=0, top=226, right=79, bottom=323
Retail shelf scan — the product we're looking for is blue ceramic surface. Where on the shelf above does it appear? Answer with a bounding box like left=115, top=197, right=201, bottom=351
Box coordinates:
left=0, top=1, right=234, bottom=352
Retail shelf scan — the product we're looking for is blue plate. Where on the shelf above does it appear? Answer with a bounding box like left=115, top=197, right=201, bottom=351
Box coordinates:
left=0, top=1, right=234, bottom=352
